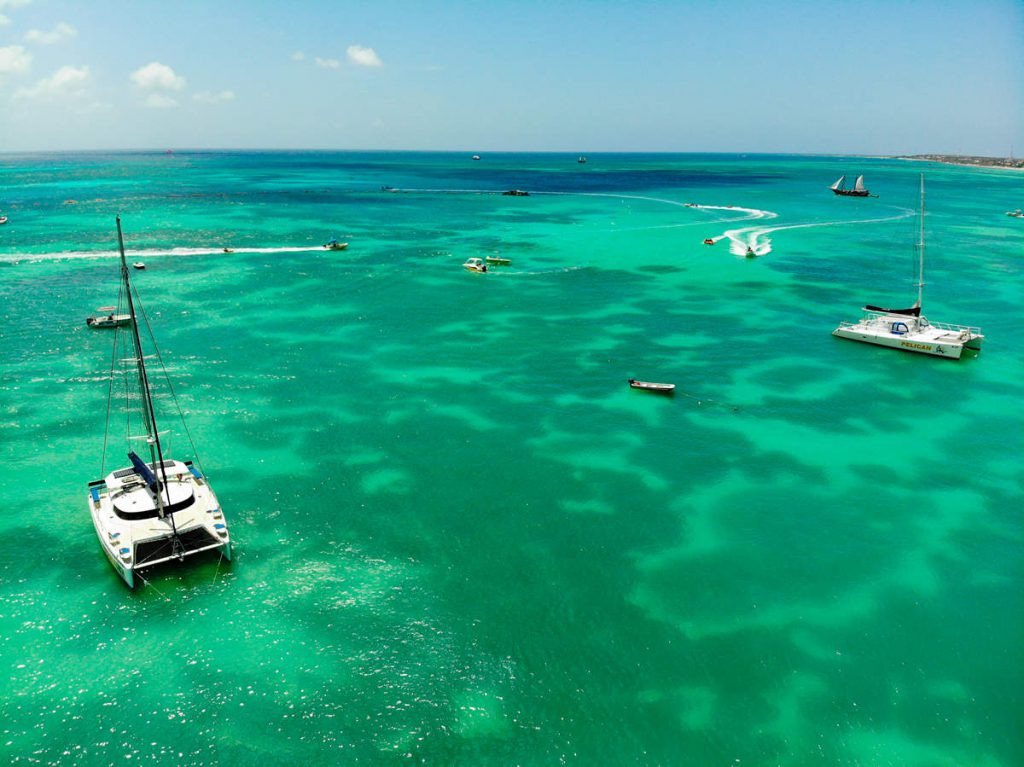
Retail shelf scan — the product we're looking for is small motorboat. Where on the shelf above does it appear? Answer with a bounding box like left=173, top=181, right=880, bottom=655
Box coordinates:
left=324, top=239, right=349, bottom=250
left=463, top=257, right=487, bottom=273
left=1007, top=209, right=1023, bottom=218
left=132, top=262, right=146, bottom=269
left=703, top=238, right=715, bottom=245
left=629, top=379, right=675, bottom=394
left=0, top=215, right=8, bottom=225
left=223, top=247, right=234, bottom=253
left=485, top=255, right=511, bottom=265
left=502, top=189, right=529, bottom=196
left=578, top=156, right=587, bottom=164
left=745, top=247, right=756, bottom=257
left=86, top=307, right=131, bottom=328
left=472, top=155, right=481, bottom=161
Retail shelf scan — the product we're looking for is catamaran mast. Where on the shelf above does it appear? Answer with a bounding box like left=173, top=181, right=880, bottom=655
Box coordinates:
left=116, top=216, right=172, bottom=519
left=916, top=175, right=925, bottom=309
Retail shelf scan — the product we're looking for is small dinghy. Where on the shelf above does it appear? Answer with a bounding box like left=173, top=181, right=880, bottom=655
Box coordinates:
left=87, top=307, right=132, bottom=328
left=628, top=378, right=675, bottom=393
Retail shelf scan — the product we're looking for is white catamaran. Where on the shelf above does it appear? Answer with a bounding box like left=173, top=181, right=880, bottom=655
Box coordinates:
left=833, top=176, right=983, bottom=359
left=87, top=217, right=231, bottom=588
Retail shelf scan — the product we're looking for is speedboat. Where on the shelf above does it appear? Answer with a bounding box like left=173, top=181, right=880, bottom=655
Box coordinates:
left=0, top=215, right=7, bottom=225
left=132, top=262, right=146, bottom=269
left=745, top=247, right=756, bottom=257
left=324, top=239, right=349, bottom=250
left=502, top=189, right=529, bottom=196
left=463, top=257, right=487, bottom=272
left=485, top=255, right=511, bottom=265
left=703, top=238, right=715, bottom=245
left=1007, top=209, right=1023, bottom=218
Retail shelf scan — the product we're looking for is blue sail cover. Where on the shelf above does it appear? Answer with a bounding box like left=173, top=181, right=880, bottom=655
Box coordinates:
left=128, top=450, right=159, bottom=491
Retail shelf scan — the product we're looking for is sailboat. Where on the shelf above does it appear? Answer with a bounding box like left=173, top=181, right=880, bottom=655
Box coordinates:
left=86, top=217, right=231, bottom=588
left=832, top=176, right=983, bottom=359
left=830, top=174, right=870, bottom=197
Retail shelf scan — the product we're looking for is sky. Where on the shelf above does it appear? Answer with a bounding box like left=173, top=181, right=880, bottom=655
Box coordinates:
left=0, top=0, right=1022, bottom=155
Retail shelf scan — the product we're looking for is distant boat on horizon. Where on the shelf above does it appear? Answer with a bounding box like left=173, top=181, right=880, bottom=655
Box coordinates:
left=830, top=174, right=871, bottom=197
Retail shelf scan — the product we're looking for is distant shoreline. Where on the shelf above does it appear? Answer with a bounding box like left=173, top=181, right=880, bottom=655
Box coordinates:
left=896, top=154, right=1024, bottom=171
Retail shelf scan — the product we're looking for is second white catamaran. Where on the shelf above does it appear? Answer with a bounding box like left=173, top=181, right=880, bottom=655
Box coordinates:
left=833, top=176, right=983, bottom=359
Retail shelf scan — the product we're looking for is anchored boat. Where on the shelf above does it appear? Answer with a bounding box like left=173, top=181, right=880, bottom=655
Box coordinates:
left=86, top=217, right=231, bottom=588
left=832, top=176, right=983, bottom=359
left=629, top=379, right=675, bottom=394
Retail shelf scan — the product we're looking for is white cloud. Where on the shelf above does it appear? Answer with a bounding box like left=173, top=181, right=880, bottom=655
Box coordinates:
left=193, top=89, right=235, bottom=104
left=346, top=45, right=382, bottom=68
left=130, top=61, right=185, bottom=92
left=144, top=93, right=178, bottom=108
left=0, top=0, right=33, bottom=8
left=291, top=51, right=305, bottom=61
left=0, top=44, right=31, bottom=79
left=0, top=14, right=10, bottom=26
left=25, top=21, right=77, bottom=44
left=13, top=64, right=89, bottom=100
left=314, top=57, right=340, bottom=69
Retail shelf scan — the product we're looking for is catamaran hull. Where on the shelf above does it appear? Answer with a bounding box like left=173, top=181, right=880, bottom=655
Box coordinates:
left=832, top=327, right=966, bottom=358
left=87, top=459, right=231, bottom=588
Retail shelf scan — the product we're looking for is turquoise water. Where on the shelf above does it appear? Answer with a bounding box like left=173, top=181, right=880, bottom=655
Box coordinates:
left=1, top=151, right=1022, bottom=765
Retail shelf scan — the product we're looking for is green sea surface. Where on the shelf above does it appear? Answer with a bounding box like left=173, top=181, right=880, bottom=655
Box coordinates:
left=1, top=151, right=1021, bottom=765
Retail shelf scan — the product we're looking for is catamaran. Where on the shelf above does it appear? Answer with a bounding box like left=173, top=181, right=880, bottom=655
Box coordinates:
left=87, top=217, right=231, bottom=588
left=833, top=176, right=983, bottom=359
left=830, top=175, right=870, bottom=197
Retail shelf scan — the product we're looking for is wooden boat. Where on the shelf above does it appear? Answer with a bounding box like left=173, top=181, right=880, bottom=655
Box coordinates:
left=485, top=255, right=511, bottom=265
left=830, top=175, right=870, bottom=197
left=87, top=307, right=132, bottom=328
left=463, top=257, right=487, bottom=273
left=324, top=239, right=348, bottom=250
left=629, top=378, right=675, bottom=393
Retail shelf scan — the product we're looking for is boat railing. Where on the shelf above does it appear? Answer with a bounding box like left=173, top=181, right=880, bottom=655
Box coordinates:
left=925, top=319, right=983, bottom=334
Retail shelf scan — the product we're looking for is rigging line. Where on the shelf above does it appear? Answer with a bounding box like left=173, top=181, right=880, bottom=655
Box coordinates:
left=131, top=286, right=205, bottom=474
left=137, top=571, right=169, bottom=600
left=100, top=279, right=126, bottom=478
left=212, top=550, right=224, bottom=585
